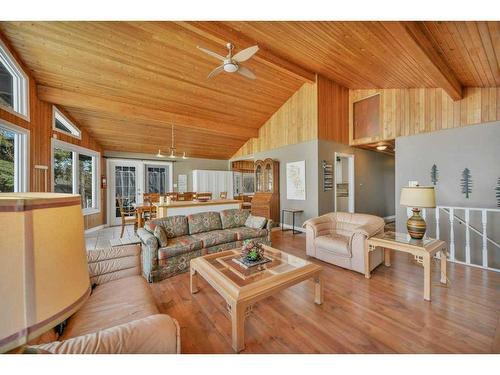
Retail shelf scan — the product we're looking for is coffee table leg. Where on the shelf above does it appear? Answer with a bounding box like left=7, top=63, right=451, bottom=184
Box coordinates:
left=423, top=253, right=431, bottom=301
left=440, top=248, right=447, bottom=284
left=230, top=302, right=246, bottom=352
left=190, top=266, right=199, bottom=294
left=314, top=274, right=324, bottom=305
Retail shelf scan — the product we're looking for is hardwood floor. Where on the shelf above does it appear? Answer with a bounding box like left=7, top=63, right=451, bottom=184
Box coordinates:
left=149, top=230, right=500, bottom=353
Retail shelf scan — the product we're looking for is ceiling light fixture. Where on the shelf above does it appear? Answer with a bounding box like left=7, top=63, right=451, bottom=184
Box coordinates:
left=156, top=149, right=164, bottom=158
left=166, top=124, right=186, bottom=159
left=376, top=145, right=388, bottom=151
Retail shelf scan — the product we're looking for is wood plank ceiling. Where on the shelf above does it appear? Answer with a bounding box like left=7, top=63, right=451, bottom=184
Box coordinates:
left=0, top=21, right=498, bottom=159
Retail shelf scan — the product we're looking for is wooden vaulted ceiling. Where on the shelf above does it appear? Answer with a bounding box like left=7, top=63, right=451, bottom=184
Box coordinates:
left=0, top=21, right=498, bottom=159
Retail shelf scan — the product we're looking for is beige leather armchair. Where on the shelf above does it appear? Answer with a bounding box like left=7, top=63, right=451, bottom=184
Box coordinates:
left=303, top=212, right=385, bottom=274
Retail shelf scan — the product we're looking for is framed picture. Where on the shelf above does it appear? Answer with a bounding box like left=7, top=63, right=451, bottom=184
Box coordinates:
left=286, top=161, right=306, bottom=200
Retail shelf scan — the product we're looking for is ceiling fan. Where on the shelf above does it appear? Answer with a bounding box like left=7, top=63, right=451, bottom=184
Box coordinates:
left=197, top=42, right=259, bottom=80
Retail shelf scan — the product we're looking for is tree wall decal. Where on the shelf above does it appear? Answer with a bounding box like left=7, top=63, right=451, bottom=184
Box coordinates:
left=430, top=164, right=439, bottom=185
left=496, top=177, right=500, bottom=208
left=461, top=168, right=473, bottom=199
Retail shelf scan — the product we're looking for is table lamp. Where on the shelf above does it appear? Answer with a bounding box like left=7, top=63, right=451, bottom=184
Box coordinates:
left=400, top=186, right=436, bottom=239
left=0, top=193, right=91, bottom=353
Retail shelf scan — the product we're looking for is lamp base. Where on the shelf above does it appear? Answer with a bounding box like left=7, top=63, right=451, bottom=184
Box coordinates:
left=407, top=208, right=427, bottom=239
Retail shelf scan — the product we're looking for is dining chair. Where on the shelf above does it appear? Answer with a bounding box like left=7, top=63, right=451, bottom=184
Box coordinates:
left=116, top=196, right=137, bottom=238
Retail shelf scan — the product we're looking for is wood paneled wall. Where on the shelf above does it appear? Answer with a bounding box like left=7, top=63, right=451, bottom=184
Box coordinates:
left=317, top=75, right=349, bottom=144
left=349, top=87, right=500, bottom=145
left=232, top=76, right=350, bottom=158
left=0, top=33, right=105, bottom=229
left=232, top=82, right=318, bottom=158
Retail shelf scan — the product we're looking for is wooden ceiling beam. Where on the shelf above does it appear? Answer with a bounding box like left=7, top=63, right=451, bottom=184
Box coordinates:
left=37, top=85, right=259, bottom=139
left=383, top=22, right=463, bottom=101
left=178, top=21, right=317, bottom=84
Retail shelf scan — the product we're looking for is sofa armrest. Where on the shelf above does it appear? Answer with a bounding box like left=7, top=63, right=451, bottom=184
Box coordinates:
left=87, top=245, right=141, bottom=286
left=266, top=219, right=273, bottom=242
left=302, top=215, right=334, bottom=237
left=30, top=314, right=181, bottom=354
left=137, top=228, right=159, bottom=283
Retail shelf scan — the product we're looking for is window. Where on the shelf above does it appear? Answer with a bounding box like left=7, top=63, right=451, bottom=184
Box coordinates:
left=0, top=40, right=29, bottom=119
left=52, top=139, right=99, bottom=214
left=0, top=120, right=28, bottom=192
left=53, top=107, right=81, bottom=139
left=145, top=165, right=169, bottom=194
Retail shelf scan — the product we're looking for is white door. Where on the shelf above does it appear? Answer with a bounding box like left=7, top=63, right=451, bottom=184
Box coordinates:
left=108, top=159, right=141, bottom=226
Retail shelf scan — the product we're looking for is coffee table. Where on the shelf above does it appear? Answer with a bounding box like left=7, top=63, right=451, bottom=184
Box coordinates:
left=365, top=231, right=447, bottom=301
left=190, top=245, right=323, bottom=352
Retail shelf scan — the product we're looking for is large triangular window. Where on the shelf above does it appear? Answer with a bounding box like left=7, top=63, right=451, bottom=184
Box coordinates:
left=53, top=106, right=81, bottom=139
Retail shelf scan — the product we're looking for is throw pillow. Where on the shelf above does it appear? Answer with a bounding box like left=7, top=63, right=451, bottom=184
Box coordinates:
left=153, top=226, right=169, bottom=247
left=143, top=220, right=157, bottom=233
left=245, top=215, right=267, bottom=229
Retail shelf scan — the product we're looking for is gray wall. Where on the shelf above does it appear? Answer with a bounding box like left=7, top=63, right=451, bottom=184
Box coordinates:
left=395, top=121, right=500, bottom=268
left=104, top=151, right=229, bottom=192
left=318, top=139, right=395, bottom=218
left=251, top=140, right=320, bottom=227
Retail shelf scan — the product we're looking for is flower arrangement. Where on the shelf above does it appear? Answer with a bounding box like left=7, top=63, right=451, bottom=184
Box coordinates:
left=241, top=240, right=264, bottom=262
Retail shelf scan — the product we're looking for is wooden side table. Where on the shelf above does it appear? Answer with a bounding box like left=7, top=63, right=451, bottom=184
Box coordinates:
left=281, top=208, right=303, bottom=234
left=365, top=231, right=447, bottom=301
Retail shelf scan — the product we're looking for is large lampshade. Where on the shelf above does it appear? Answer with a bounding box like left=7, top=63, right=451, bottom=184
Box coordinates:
left=0, top=193, right=90, bottom=353
left=400, top=186, right=436, bottom=208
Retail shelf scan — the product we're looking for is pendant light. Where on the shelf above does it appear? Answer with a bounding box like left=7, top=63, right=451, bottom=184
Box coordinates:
left=169, top=124, right=177, bottom=159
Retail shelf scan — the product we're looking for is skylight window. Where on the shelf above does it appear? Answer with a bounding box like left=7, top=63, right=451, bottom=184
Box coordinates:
left=53, top=106, right=81, bottom=139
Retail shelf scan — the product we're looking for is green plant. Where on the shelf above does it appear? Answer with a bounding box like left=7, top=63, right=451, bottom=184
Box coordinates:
left=241, top=240, right=264, bottom=261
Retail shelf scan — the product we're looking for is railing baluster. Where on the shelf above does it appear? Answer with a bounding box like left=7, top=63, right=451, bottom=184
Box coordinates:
left=449, top=208, right=455, bottom=261
left=482, top=210, right=488, bottom=268
left=465, top=208, right=471, bottom=264
left=436, top=208, right=440, bottom=240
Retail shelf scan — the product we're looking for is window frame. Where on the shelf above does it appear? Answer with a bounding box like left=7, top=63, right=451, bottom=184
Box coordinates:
left=51, top=139, right=100, bottom=215
left=52, top=106, right=82, bottom=139
left=0, top=119, right=29, bottom=192
left=0, top=39, right=30, bottom=121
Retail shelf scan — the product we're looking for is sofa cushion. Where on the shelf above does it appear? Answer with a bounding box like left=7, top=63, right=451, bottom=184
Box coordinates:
left=220, top=209, right=250, bottom=229
left=158, top=235, right=203, bottom=261
left=227, top=227, right=268, bottom=241
left=146, top=215, right=189, bottom=239
left=187, top=211, right=222, bottom=234
left=153, top=226, right=169, bottom=247
left=191, top=230, right=237, bottom=248
left=245, top=215, right=267, bottom=229
left=314, top=234, right=351, bottom=257
left=61, top=275, right=159, bottom=340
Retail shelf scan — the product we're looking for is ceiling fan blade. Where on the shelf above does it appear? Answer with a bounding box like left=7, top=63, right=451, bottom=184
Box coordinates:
left=233, top=45, right=259, bottom=62
left=207, top=65, right=224, bottom=79
left=197, top=46, right=225, bottom=61
left=237, top=66, right=256, bottom=80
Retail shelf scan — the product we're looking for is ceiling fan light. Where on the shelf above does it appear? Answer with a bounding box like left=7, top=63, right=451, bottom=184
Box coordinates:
left=223, top=62, right=238, bottom=73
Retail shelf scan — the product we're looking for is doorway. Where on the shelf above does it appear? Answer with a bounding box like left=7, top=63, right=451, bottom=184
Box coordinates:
left=107, top=158, right=172, bottom=226
left=334, top=152, right=355, bottom=213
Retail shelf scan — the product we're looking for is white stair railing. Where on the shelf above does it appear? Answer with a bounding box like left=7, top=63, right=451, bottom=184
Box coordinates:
left=407, top=206, right=500, bottom=272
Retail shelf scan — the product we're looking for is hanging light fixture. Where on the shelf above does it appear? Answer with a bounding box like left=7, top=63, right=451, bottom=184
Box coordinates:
left=182, top=151, right=187, bottom=160
left=169, top=124, right=178, bottom=159
left=156, top=148, right=164, bottom=158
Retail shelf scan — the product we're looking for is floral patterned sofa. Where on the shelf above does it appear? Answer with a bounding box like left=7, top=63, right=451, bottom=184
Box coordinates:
left=137, top=209, right=272, bottom=282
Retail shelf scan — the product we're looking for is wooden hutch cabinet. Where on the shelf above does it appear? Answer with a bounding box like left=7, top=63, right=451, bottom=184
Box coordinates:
left=252, top=158, right=280, bottom=223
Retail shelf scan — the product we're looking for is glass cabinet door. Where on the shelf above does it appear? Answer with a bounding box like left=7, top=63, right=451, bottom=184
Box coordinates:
left=255, top=165, right=262, bottom=192
left=265, top=164, right=273, bottom=192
